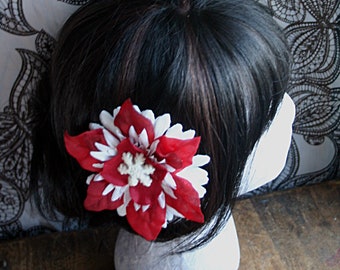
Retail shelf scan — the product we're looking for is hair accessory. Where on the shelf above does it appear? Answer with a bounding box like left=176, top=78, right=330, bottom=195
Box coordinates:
left=64, top=99, right=210, bottom=240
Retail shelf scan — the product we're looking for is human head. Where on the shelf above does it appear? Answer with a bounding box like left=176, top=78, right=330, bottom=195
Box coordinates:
left=31, top=0, right=291, bottom=250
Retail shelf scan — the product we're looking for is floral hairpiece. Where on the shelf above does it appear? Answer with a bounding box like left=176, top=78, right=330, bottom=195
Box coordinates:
left=64, top=99, right=210, bottom=240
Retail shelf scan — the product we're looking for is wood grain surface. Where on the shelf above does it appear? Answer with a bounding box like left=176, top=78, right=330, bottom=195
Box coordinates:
left=234, top=180, right=340, bottom=270
left=0, top=226, right=118, bottom=270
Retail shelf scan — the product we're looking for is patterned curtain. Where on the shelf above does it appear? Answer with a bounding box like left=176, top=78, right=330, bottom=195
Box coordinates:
left=251, top=0, right=340, bottom=195
left=0, top=0, right=339, bottom=238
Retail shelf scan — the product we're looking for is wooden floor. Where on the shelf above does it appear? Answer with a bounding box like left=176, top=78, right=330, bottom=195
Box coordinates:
left=0, top=225, right=118, bottom=269
left=234, top=180, right=340, bottom=270
left=0, top=180, right=338, bottom=269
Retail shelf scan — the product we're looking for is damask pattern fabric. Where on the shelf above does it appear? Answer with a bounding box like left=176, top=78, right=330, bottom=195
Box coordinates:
left=0, top=0, right=339, bottom=239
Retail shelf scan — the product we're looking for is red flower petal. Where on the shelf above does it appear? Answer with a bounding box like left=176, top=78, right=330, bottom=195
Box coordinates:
left=101, top=155, right=128, bottom=186
left=126, top=201, right=166, bottom=241
left=84, top=180, right=123, bottom=211
left=64, top=129, right=106, bottom=172
left=129, top=163, right=166, bottom=205
left=166, top=174, right=204, bottom=223
left=156, top=137, right=201, bottom=170
left=114, top=99, right=155, bottom=143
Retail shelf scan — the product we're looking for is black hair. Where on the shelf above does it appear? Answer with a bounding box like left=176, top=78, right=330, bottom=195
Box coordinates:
left=30, top=0, right=290, bottom=252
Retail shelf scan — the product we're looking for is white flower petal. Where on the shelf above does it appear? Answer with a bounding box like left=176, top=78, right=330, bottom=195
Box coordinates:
left=94, top=174, right=104, bottom=181
left=102, top=184, right=114, bottom=196
left=112, top=106, right=121, bottom=118
left=148, top=140, right=159, bottom=155
left=141, top=109, right=155, bottom=123
left=94, top=142, right=117, bottom=156
left=134, top=202, right=141, bottom=211
left=103, top=129, right=120, bottom=148
left=117, top=190, right=131, bottom=216
left=158, top=192, right=166, bottom=209
left=112, top=126, right=125, bottom=140
left=192, top=155, right=210, bottom=166
left=181, top=129, right=195, bottom=139
left=124, top=190, right=131, bottom=204
left=194, top=185, right=207, bottom=198
left=90, top=151, right=111, bottom=162
left=117, top=204, right=127, bottom=216
left=89, top=123, right=103, bottom=130
left=86, top=174, right=95, bottom=185
left=165, top=123, right=182, bottom=138
left=139, top=129, right=149, bottom=148
left=100, top=110, right=125, bottom=140
left=176, top=166, right=209, bottom=198
left=166, top=205, right=184, bottom=219
left=177, top=167, right=209, bottom=185
left=100, top=110, right=114, bottom=130
left=164, top=173, right=177, bottom=189
left=154, top=114, right=171, bottom=138
left=93, top=163, right=104, bottom=169
left=162, top=183, right=177, bottom=199
left=111, top=186, right=127, bottom=201
left=165, top=123, right=195, bottom=139
left=133, top=105, right=141, bottom=113
left=142, top=205, right=150, bottom=212
left=129, top=126, right=139, bottom=143
left=165, top=164, right=176, bottom=173
left=165, top=209, right=173, bottom=223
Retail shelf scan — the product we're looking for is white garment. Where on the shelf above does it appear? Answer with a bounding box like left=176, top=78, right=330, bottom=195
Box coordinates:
left=114, top=93, right=296, bottom=270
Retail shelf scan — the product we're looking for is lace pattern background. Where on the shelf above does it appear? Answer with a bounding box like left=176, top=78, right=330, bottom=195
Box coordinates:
left=250, top=0, right=340, bottom=195
left=0, top=0, right=339, bottom=239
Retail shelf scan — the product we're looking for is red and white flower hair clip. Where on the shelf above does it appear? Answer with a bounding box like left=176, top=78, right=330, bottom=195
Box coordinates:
left=64, top=99, right=210, bottom=240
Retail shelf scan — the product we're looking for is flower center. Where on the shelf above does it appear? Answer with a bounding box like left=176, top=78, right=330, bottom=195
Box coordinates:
left=118, top=152, right=155, bottom=187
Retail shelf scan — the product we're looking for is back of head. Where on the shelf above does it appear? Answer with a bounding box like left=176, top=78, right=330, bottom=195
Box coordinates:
left=31, top=0, right=290, bottom=251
